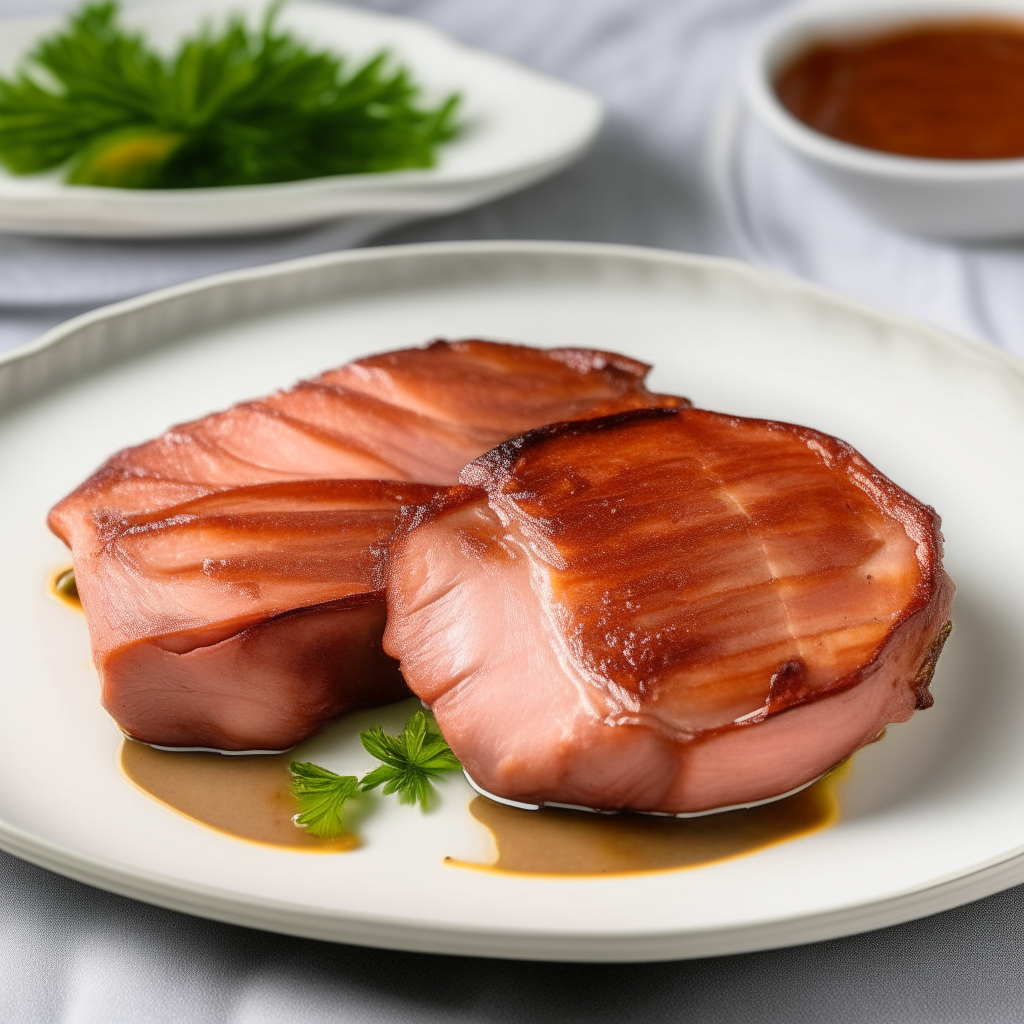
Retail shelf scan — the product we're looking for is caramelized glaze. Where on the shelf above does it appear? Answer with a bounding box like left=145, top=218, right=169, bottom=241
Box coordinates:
left=48, top=340, right=686, bottom=753
left=386, top=407, right=954, bottom=814
left=119, top=740, right=358, bottom=851
left=468, top=409, right=937, bottom=717
left=87, top=480, right=431, bottom=751
left=776, top=20, right=1024, bottom=159
left=48, top=340, right=686, bottom=541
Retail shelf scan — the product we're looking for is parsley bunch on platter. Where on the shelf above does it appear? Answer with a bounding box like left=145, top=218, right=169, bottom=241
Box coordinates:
left=290, top=711, right=462, bottom=839
left=0, top=1, right=461, bottom=188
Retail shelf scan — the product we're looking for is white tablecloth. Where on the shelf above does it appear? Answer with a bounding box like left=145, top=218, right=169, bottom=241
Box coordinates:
left=3, top=1, right=1024, bottom=1020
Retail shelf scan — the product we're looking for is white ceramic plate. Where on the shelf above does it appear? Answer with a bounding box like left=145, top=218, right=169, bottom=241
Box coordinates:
left=1, top=241, right=1021, bottom=962
left=0, top=0, right=602, bottom=238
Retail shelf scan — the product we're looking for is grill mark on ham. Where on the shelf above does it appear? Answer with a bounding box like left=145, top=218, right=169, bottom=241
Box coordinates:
left=688, top=423, right=809, bottom=698
left=50, top=340, right=685, bottom=547
left=384, top=407, right=955, bottom=814
left=49, top=340, right=684, bottom=751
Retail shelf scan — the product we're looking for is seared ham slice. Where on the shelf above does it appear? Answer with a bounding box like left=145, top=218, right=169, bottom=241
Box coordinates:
left=49, top=340, right=685, bottom=552
left=49, top=340, right=683, bottom=750
left=384, top=407, right=955, bottom=814
left=81, top=480, right=437, bottom=751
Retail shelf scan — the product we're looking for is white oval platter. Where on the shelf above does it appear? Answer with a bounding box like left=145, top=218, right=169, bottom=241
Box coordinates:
left=0, top=241, right=1021, bottom=962
left=0, top=0, right=602, bottom=237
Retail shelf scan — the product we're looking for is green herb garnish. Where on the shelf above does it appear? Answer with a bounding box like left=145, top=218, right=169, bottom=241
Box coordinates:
left=288, top=711, right=461, bottom=839
left=359, top=711, right=462, bottom=810
left=0, top=1, right=461, bottom=188
left=289, top=761, right=360, bottom=839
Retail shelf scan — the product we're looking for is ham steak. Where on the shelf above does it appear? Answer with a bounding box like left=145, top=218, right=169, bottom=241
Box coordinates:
left=49, top=339, right=685, bottom=551
left=384, top=407, right=955, bottom=813
left=49, top=341, right=683, bottom=750
left=81, top=480, right=436, bottom=751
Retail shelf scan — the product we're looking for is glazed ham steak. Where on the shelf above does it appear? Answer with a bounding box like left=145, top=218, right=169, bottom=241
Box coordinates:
left=80, top=480, right=436, bottom=751
left=384, top=407, right=955, bottom=814
left=50, top=339, right=685, bottom=542
left=48, top=340, right=683, bottom=750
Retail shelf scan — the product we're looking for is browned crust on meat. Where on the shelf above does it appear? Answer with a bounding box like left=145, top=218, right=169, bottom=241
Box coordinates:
left=109, top=478, right=442, bottom=532
left=48, top=340, right=688, bottom=546
left=400, top=338, right=681, bottom=392
left=397, top=406, right=955, bottom=734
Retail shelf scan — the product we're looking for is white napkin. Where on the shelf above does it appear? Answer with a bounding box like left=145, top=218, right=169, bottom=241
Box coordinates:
left=713, top=94, right=1024, bottom=357
left=0, top=216, right=400, bottom=308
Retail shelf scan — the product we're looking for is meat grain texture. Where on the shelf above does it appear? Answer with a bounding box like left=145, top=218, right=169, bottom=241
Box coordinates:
left=384, top=407, right=955, bottom=813
left=48, top=341, right=683, bottom=750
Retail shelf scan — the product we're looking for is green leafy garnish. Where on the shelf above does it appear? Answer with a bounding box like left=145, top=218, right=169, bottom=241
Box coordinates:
left=289, top=760, right=360, bottom=839
left=359, top=711, right=463, bottom=809
left=288, top=712, right=461, bottom=839
left=0, top=1, right=461, bottom=188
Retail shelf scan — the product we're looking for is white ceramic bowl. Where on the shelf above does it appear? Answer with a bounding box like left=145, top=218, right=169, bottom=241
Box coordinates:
left=742, top=0, right=1024, bottom=240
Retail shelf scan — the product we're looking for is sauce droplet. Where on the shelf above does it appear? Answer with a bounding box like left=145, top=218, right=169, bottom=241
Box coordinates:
left=451, top=768, right=845, bottom=876
left=119, top=740, right=358, bottom=852
left=49, top=567, right=81, bottom=611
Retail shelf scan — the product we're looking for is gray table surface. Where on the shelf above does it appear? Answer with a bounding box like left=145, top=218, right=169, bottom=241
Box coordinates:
left=3, top=0, right=1024, bottom=1019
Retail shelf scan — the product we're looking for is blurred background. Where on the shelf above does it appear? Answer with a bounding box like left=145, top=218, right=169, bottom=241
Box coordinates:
left=5, top=0, right=1023, bottom=357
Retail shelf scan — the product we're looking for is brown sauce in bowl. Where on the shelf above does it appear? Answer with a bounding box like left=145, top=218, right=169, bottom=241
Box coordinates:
left=776, top=20, right=1024, bottom=159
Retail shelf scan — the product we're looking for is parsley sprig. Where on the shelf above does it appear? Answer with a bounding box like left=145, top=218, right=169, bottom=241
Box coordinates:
left=360, top=711, right=463, bottom=809
left=289, top=711, right=461, bottom=839
left=0, top=1, right=461, bottom=188
left=289, top=761, right=360, bottom=839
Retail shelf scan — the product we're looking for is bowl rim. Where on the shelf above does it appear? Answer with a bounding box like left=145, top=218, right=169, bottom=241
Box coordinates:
left=741, top=0, right=1024, bottom=182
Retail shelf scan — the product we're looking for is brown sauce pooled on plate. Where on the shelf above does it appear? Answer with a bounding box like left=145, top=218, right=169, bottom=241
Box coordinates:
left=119, top=740, right=358, bottom=852
left=776, top=20, right=1024, bottom=159
left=452, top=768, right=845, bottom=876
left=48, top=567, right=82, bottom=611
left=119, top=734, right=845, bottom=868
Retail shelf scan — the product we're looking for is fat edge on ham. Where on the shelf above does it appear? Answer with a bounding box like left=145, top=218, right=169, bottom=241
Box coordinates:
left=383, top=407, right=956, bottom=814
left=48, top=340, right=685, bottom=751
